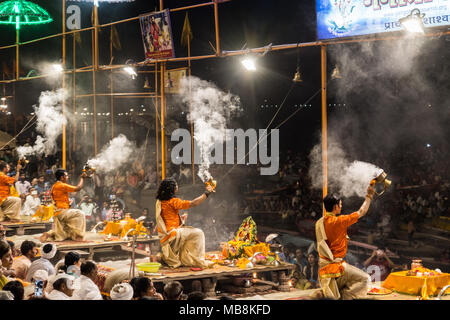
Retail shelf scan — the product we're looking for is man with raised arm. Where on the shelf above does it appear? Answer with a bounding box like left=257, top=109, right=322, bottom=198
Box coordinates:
left=315, top=184, right=375, bottom=300
left=0, top=161, right=22, bottom=223
left=40, top=169, right=87, bottom=242
left=155, top=178, right=213, bottom=269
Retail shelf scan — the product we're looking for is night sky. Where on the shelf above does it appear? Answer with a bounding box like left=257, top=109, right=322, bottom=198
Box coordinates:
left=0, top=0, right=448, bottom=160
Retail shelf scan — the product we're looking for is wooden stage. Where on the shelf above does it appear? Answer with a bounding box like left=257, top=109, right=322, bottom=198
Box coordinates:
left=143, top=262, right=295, bottom=284
left=2, top=220, right=52, bottom=235
left=48, top=235, right=161, bottom=260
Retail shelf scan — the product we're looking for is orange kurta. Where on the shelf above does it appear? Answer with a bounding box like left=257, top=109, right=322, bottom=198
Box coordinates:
left=323, top=212, right=359, bottom=259
left=0, top=172, right=15, bottom=201
left=157, top=197, right=190, bottom=234
left=51, top=181, right=77, bottom=210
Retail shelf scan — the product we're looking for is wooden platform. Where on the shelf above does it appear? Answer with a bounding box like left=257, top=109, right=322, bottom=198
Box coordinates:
left=144, top=262, right=295, bottom=283
left=2, top=220, right=52, bottom=235
left=50, top=236, right=160, bottom=260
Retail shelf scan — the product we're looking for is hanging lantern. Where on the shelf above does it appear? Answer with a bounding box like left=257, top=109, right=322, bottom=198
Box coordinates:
left=0, top=0, right=53, bottom=30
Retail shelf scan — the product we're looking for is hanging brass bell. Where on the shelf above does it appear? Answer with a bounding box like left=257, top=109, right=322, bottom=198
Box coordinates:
left=144, top=77, right=151, bottom=89
left=292, top=69, right=302, bottom=83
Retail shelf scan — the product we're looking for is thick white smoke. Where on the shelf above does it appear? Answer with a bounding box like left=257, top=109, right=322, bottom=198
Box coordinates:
left=309, top=137, right=382, bottom=198
left=87, top=134, right=135, bottom=173
left=179, top=76, right=241, bottom=182
left=17, top=89, right=67, bottom=158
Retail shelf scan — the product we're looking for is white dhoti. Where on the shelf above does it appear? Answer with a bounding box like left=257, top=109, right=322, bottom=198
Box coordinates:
left=47, top=208, right=86, bottom=241
left=156, top=200, right=209, bottom=268
left=0, top=197, right=21, bottom=221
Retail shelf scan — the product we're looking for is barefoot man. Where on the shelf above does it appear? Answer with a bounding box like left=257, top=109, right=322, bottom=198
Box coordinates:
left=315, top=183, right=375, bottom=300
left=0, top=161, right=22, bottom=223
left=40, top=169, right=87, bottom=242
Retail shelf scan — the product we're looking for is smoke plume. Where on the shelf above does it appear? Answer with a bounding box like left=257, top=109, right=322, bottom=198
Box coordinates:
left=178, top=76, right=241, bottom=182
left=309, top=136, right=382, bottom=198
left=17, top=89, right=67, bottom=158
left=87, top=134, right=135, bottom=173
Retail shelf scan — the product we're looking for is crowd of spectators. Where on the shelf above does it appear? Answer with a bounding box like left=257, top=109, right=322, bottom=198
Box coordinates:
left=0, top=238, right=234, bottom=300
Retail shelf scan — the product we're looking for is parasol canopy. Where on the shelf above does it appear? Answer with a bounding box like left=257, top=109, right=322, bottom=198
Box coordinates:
left=0, top=0, right=53, bottom=30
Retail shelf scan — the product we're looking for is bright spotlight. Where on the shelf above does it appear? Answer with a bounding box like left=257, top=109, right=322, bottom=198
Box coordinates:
left=241, top=58, right=256, bottom=71
left=124, top=66, right=137, bottom=79
left=399, top=9, right=425, bottom=34
left=52, top=64, right=64, bottom=73
left=426, top=143, right=431, bottom=148
left=0, top=97, right=7, bottom=111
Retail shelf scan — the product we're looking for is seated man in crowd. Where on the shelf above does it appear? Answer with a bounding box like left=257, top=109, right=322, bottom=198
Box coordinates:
left=40, top=169, right=87, bottom=242
left=11, top=240, right=37, bottom=280
left=0, top=161, right=22, bottom=223
left=21, top=190, right=41, bottom=216
left=47, top=274, right=76, bottom=300
left=163, top=281, right=184, bottom=300
left=2, top=280, right=24, bottom=300
left=26, top=243, right=57, bottom=282
left=363, top=248, right=403, bottom=282
left=78, top=195, right=98, bottom=229
left=72, top=260, right=102, bottom=300
left=15, top=172, right=31, bottom=200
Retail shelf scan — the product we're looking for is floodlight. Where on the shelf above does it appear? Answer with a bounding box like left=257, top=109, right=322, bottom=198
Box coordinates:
left=52, top=64, right=64, bottom=73
left=399, top=9, right=425, bottom=34
left=124, top=66, right=137, bottom=79
left=241, top=58, right=256, bottom=71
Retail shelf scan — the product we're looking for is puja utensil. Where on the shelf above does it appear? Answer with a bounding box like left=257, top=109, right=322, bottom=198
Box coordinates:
left=205, top=177, right=217, bottom=192
left=249, top=252, right=262, bottom=265
left=82, top=163, right=96, bottom=177
left=269, top=244, right=282, bottom=266
left=18, top=157, right=29, bottom=167
left=90, top=221, right=105, bottom=233
left=370, top=170, right=392, bottom=196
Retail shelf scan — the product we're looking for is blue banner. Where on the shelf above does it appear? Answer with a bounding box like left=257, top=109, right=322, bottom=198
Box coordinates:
left=316, top=0, right=450, bottom=40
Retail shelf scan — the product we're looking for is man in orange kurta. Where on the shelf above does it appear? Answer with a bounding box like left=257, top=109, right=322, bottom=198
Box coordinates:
left=40, top=169, right=87, bottom=242
left=0, top=161, right=22, bottom=222
left=155, top=178, right=213, bottom=268
left=315, top=184, right=375, bottom=300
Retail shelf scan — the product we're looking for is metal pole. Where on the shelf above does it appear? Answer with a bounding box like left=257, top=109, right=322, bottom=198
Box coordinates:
left=16, top=28, right=19, bottom=80
left=213, top=0, right=220, bottom=55
left=62, top=0, right=67, bottom=169
left=160, top=63, right=165, bottom=180
left=110, top=27, right=114, bottom=139
left=73, top=33, right=76, bottom=153
left=160, top=0, right=165, bottom=180
left=155, top=62, right=159, bottom=182
left=92, top=29, right=97, bottom=156
left=188, top=33, right=195, bottom=184
left=321, top=45, right=327, bottom=214
left=94, top=5, right=99, bottom=70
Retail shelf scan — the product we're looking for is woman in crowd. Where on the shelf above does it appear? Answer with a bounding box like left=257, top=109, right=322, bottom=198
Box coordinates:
left=0, top=240, right=15, bottom=289
left=129, top=277, right=162, bottom=300
left=58, top=251, right=81, bottom=277
left=303, top=252, right=319, bottom=289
